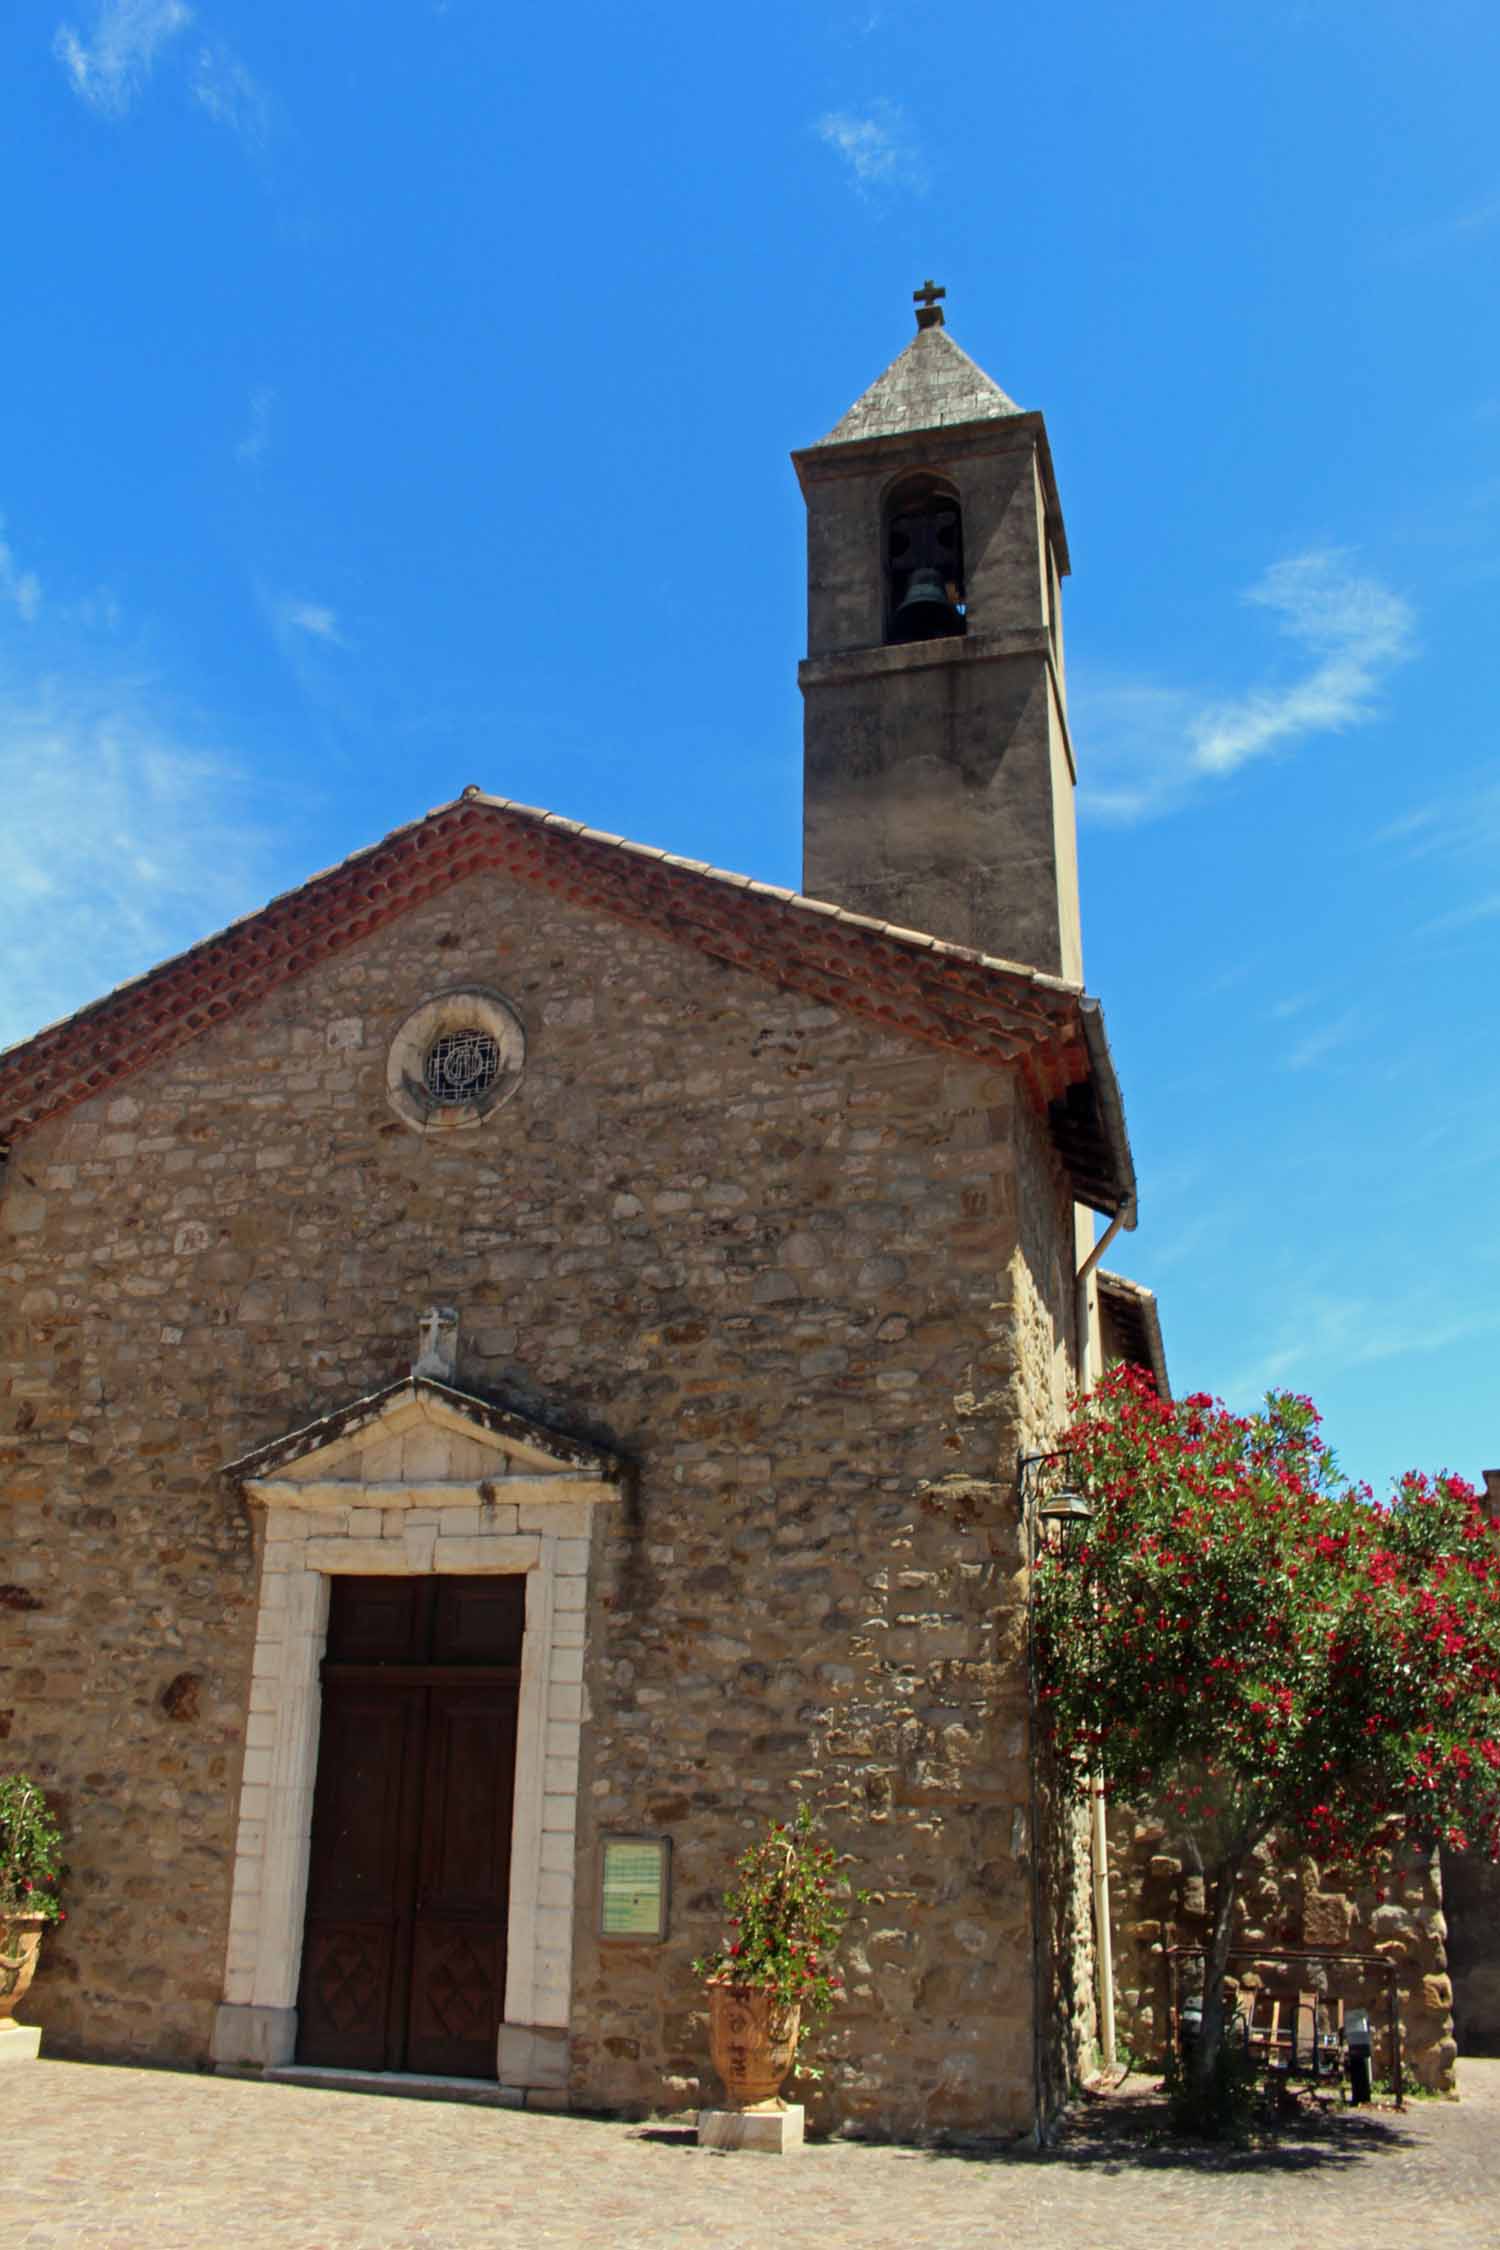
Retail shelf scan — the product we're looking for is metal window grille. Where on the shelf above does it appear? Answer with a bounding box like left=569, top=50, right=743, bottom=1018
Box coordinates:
left=423, top=1028, right=502, bottom=1105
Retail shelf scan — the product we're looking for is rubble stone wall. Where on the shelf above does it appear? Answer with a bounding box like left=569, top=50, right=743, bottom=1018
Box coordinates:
left=1108, top=1814, right=1455, bottom=2092
left=1013, top=1110, right=1098, bottom=2103
left=1, top=868, right=1082, bottom=2139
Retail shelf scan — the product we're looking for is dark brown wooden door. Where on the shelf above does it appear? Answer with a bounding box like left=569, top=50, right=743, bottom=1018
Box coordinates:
left=297, top=1577, right=523, bottom=2078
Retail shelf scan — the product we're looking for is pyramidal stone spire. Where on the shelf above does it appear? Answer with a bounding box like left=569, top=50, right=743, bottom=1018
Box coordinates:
left=816, top=323, right=1022, bottom=449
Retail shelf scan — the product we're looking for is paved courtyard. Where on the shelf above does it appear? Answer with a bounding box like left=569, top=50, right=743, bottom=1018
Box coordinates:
left=7, top=2055, right=1499, bottom=2249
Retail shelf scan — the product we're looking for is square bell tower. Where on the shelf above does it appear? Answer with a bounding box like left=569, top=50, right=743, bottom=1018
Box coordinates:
left=793, top=286, right=1083, bottom=984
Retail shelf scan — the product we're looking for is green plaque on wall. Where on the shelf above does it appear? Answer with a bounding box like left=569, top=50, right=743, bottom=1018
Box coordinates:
left=600, top=1836, right=670, bottom=1941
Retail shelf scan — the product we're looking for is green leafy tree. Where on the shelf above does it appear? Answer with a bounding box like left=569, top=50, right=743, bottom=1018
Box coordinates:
left=1034, top=1366, right=1500, bottom=2097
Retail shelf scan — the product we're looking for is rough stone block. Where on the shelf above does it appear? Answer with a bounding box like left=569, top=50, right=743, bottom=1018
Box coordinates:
left=497, top=2021, right=570, bottom=2090
left=698, top=2103, right=804, bottom=2153
left=1303, top=1892, right=1352, bottom=1948
left=211, top=2002, right=297, bottom=2067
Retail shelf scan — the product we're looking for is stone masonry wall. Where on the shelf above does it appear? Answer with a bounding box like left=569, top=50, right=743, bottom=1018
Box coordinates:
left=1012, top=1094, right=1098, bottom=2106
left=0, top=867, right=1081, bottom=2138
left=1108, top=1815, right=1454, bottom=2092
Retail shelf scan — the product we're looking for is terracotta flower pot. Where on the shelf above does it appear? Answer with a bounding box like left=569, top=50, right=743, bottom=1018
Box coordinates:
left=706, top=1981, right=801, bottom=2108
left=0, top=1915, right=47, bottom=2022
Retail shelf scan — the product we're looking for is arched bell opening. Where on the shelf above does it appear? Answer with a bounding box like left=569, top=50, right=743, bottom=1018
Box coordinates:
left=884, top=474, right=967, bottom=646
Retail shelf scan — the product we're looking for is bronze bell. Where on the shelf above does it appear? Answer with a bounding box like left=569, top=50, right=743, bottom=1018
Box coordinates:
left=892, top=566, right=964, bottom=644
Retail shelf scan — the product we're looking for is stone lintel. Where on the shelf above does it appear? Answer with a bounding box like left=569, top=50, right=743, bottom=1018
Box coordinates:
left=248, top=1476, right=615, bottom=1509
left=302, top=1534, right=543, bottom=1576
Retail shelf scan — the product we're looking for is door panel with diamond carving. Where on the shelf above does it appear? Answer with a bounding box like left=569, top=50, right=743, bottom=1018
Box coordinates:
left=297, top=1682, right=423, bottom=2069
left=407, top=1684, right=518, bottom=2074
left=296, top=1576, right=523, bottom=2077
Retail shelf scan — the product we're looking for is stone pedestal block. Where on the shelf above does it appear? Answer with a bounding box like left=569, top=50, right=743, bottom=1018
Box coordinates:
left=211, top=2002, right=297, bottom=2067
left=0, top=2022, right=42, bottom=2064
left=697, top=2102, right=804, bottom=2153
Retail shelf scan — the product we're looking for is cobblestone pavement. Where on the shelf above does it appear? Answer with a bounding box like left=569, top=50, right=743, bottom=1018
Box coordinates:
left=7, top=2058, right=1500, bottom=2250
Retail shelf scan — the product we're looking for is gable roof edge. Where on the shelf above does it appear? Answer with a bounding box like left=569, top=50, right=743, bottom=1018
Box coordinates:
left=0, top=791, right=1136, bottom=1221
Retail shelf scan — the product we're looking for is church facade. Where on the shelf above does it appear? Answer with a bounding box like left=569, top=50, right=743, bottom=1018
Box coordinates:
left=0, top=301, right=1139, bottom=2137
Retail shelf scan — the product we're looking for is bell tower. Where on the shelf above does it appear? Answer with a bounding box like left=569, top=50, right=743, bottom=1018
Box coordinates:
left=793, top=284, right=1083, bottom=983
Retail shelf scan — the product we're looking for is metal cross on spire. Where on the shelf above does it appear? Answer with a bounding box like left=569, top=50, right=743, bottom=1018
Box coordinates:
left=913, top=278, right=946, bottom=330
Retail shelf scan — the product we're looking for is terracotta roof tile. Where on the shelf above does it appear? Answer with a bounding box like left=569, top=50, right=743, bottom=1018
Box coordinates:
left=0, top=790, right=1137, bottom=1220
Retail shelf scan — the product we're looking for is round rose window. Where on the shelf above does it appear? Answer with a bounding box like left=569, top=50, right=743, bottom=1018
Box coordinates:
left=423, top=1028, right=502, bottom=1105
left=385, top=988, right=525, bottom=1133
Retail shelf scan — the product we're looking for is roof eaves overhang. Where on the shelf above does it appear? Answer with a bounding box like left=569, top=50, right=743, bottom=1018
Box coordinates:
left=1097, top=1270, right=1170, bottom=1400
left=1045, top=997, right=1138, bottom=1226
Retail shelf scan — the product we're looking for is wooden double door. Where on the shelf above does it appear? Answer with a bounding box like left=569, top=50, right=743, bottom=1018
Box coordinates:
left=297, top=1575, right=524, bottom=2079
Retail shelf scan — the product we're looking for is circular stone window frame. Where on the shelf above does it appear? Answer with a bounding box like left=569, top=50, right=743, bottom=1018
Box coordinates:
left=386, top=986, right=527, bottom=1134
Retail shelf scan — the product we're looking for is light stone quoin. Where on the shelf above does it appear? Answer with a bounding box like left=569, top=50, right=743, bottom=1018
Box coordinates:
left=210, top=1368, right=622, bottom=2094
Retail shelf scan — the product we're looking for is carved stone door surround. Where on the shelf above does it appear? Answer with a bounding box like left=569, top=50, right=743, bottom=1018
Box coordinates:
left=211, top=1375, right=622, bottom=2096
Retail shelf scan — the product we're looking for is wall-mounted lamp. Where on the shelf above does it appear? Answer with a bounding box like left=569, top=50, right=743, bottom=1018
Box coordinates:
left=1017, top=1449, right=1094, bottom=1545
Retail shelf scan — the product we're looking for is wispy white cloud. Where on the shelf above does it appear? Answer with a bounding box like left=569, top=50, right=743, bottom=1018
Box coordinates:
left=1369, top=777, right=1500, bottom=945
left=1078, top=550, right=1415, bottom=823
left=0, top=650, right=266, bottom=1052
left=1190, top=553, right=1414, bottom=777
left=1282, top=1007, right=1362, bottom=1073
left=55, top=2, right=263, bottom=144
left=816, top=100, right=925, bottom=195
left=193, top=41, right=266, bottom=144
left=53, top=0, right=192, bottom=115
left=235, top=385, right=274, bottom=466
left=1074, top=680, right=1196, bottom=823
left=280, top=599, right=346, bottom=646
left=1416, top=889, right=1500, bottom=939
left=1230, top=1289, right=1498, bottom=1399
left=1373, top=778, right=1500, bottom=863
left=0, top=517, right=41, bottom=624
left=253, top=582, right=356, bottom=715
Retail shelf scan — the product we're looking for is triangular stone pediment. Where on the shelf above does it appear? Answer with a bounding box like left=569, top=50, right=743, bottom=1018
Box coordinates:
left=223, top=1376, right=624, bottom=1509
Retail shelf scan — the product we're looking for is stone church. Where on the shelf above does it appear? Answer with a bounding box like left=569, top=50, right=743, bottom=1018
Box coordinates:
left=0, top=294, right=1149, bottom=2137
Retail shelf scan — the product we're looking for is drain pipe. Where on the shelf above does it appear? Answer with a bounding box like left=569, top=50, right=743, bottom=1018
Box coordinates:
left=1075, top=1200, right=1132, bottom=2073
left=1074, top=1203, right=1129, bottom=1368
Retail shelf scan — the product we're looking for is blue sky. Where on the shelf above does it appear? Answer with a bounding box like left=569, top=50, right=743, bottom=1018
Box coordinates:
left=3, top=0, right=1497, bottom=1493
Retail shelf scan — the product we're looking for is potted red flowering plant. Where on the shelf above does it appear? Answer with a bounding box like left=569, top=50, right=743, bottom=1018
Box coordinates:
left=0, top=1775, right=66, bottom=2024
left=693, top=1804, right=862, bottom=2108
